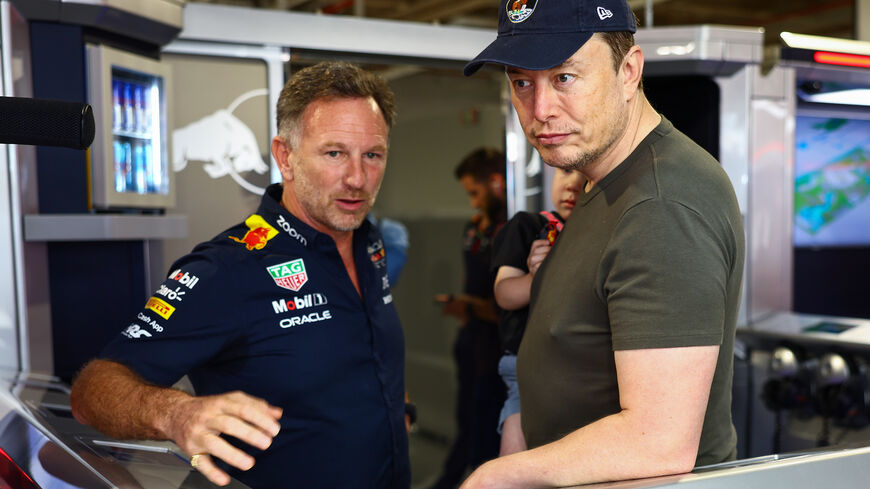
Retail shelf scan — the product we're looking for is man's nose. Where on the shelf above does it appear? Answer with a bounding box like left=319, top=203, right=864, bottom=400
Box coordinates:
left=343, top=156, right=366, bottom=189
left=533, top=83, right=558, bottom=122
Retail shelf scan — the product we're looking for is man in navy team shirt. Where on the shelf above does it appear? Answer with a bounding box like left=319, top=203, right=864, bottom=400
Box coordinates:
left=70, top=61, right=411, bottom=489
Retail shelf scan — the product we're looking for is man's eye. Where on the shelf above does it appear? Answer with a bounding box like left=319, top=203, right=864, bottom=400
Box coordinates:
left=513, top=79, right=531, bottom=89
left=556, top=74, right=575, bottom=83
left=326, top=151, right=341, bottom=158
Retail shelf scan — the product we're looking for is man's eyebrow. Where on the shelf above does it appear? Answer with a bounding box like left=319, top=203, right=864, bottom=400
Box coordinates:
left=319, top=141, right=388, bottom=153
left=319, top=141, right=349, bottom=150
left=366, top=144, right=389, bottom=153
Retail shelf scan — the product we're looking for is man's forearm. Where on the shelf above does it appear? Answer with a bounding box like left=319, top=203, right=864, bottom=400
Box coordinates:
left=464, top=410, right=698, bottom=489
left=532, top=411, right=696, bottom=485
left=461, top=346, right=718, bottom=489
left=70, top=359, right=190, bottom=441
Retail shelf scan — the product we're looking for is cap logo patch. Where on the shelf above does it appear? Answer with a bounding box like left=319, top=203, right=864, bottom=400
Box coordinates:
left=597, top=6, right=613, bottom=21
left=507, top=0, right=537, bottom=23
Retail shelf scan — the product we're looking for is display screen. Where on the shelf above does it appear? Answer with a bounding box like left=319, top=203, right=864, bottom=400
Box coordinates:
left=794, top=115, right=870, bottom=247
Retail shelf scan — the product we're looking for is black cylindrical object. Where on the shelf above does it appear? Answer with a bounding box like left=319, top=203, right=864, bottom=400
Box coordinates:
left=0, top=96, right=95, bottom=150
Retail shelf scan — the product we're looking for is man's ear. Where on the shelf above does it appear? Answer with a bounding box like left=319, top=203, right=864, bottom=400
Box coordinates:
left=621, top=45, right=644, bottom=100
left=489, top=173, right=506, bottom=195
left=271, top=136, right=293, bottom=181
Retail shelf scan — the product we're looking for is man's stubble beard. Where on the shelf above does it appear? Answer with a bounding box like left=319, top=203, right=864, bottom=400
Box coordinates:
left=538, top=106, right=629, bottom=173
left=293, top=160, right=382, bottom=233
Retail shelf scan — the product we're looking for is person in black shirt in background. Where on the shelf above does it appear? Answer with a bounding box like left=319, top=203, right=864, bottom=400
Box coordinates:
left=431, top=147, right=507, bottom=489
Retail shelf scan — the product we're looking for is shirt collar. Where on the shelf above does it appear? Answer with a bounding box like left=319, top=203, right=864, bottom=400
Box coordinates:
left=258, top=183, right=374, bottom=250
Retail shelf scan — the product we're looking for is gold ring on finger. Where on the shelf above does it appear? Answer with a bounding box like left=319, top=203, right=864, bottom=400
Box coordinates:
left=190, top=453, right=205, bottom=468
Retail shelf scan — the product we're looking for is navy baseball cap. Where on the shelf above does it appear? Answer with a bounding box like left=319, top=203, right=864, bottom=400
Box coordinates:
left=464, top=0, right=637, bottom=76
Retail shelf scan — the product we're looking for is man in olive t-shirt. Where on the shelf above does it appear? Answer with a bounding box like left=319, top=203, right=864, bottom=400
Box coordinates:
left=519, top=116, right=744, bottom=466
left=458, top=0, right=745, bottom=487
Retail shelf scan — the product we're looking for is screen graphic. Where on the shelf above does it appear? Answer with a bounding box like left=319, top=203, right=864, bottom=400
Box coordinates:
left=794, top=115, right=870, bottom=247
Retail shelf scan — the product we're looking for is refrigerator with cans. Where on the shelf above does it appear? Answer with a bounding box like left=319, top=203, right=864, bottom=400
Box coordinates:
left=87, top=44, right=174, bottom=209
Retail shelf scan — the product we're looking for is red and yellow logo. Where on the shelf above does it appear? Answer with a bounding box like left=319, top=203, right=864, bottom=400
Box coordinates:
left=145, top=297, right=175, bottom=320
left=229, top=214, right=279, bottom=251
left=507, top=0, right=537, bottom=23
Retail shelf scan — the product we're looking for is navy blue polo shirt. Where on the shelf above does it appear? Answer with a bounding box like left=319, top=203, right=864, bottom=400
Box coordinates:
left=100, top=184, right=410, bottom=489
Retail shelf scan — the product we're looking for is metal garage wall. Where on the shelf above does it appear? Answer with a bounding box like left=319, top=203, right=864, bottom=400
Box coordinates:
left=149, top=52, right=273, bottom=289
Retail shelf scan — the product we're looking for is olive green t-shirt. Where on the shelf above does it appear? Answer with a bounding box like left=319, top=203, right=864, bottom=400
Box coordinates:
left=517, top=117, right=745, bottom=466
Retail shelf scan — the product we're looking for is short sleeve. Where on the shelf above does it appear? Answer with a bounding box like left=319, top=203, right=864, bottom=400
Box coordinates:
left=491, top=212, right=545, bottom=274
left=603, top=199, right=729, bottom=350
left=99, top=251, right=241, bottom=386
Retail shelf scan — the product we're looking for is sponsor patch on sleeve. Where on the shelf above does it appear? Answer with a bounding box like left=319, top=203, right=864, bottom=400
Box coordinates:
left=122, top=324, right=152, bottom=339
left=145, top=296, right=176, bottom=320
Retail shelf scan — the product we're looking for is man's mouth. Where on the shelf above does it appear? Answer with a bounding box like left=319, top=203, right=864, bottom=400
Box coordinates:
left=336, top=197, right=366, bottom=211
left=536, top=133, right=569, bottom=145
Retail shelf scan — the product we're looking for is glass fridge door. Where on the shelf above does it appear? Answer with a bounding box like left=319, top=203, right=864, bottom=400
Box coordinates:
left=87, top=44, right=174, bottom=210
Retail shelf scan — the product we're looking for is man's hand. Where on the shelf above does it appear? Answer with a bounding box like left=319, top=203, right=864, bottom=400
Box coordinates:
left=459, top=460, right=498, bottom=489
left=71, top=360, right=283, bottom=487
left=460, top=457, right=530, bottom=489
left=165, top=391, right=283, bottom=486
left=435, top=294, right=500, bottom=324
left=435, top=293, right=469, bottom=322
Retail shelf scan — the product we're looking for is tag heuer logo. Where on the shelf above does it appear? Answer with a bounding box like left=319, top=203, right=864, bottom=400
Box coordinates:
left=267, top=259, right=308, bottom=291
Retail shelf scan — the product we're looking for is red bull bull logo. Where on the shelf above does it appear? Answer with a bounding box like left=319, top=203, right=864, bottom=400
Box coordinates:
left=267, top=258, right=308, bottom=292
left=229, top=214, right=278, bottom=251
left=548, top=229, right=557, bottom=244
